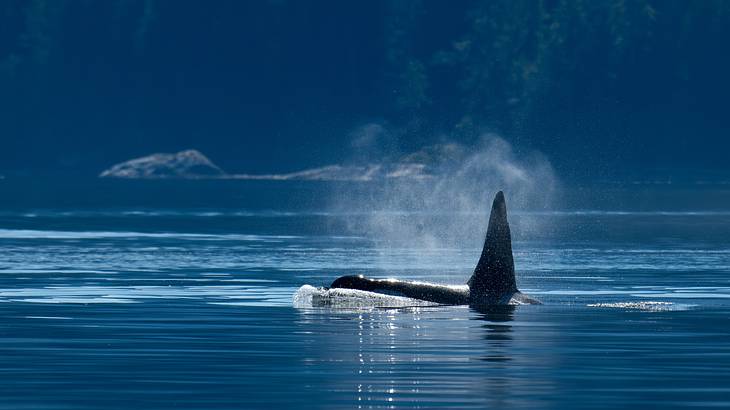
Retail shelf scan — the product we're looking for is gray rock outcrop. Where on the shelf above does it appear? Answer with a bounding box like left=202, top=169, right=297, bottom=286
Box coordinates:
left=99, top=149, right=225, bottom=179
left=98, top=143, right=468, bottom=181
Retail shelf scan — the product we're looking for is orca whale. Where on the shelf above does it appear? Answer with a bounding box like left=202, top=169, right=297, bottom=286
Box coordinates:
left=329, top=191, right=540, bottom=307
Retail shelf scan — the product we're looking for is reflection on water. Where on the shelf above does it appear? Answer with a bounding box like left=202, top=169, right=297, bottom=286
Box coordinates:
left=476, top=305, right=515, bottom=362
left=295, top=305, right=565, bottom=409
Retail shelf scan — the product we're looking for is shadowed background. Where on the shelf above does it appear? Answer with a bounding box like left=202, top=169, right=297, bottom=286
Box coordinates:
left=1, top=0, right=728, bottom=181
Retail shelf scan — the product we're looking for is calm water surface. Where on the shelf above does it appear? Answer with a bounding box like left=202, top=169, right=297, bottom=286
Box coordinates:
left=0, top=180, right=729, bottom=409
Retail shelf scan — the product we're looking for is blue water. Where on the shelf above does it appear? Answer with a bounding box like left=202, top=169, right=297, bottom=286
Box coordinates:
left=1, top=180, right=729, bottom=409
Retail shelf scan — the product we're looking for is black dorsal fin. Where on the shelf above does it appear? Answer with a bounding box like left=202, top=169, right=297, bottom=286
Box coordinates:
left=467, top=191, right=518, bottom=299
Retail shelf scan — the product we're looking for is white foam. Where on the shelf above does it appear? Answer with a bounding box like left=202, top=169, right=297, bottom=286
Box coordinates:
left=587, top=301, right=695, bottom=311
left=292, top=285, right=439, bottom=309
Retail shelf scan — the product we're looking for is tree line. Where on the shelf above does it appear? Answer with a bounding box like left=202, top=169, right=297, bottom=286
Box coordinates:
left=1, top=0, right=728, bottom=175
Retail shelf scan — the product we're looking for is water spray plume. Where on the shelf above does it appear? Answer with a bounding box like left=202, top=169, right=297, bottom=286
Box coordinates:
left=330, top=131, right=559, bottom=280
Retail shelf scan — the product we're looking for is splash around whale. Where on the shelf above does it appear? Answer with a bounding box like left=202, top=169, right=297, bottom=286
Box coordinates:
left=294, top=191, right=540, bottom=309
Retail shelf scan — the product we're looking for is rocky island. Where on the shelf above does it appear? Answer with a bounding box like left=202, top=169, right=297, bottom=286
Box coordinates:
left=99, top=149, right=226, bottom=179
left=99, top=143, right=468, bottom=181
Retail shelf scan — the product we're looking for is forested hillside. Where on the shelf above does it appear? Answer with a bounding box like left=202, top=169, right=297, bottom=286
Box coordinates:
left=1, top=1, right=728, bottom=179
